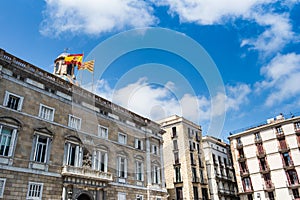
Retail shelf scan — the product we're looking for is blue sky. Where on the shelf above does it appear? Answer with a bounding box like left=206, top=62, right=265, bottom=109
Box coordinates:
left=1, top=0, right=300, bottom=140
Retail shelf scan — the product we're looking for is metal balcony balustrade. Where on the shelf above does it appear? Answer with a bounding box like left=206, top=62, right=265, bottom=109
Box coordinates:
left=256, top=150, right=266, bottom=158
left=259, top=165, right=270, bottom=174
left=283, top=160, right=295, bottom=170
left=264, top=180, right=275, bottom=191
left=240, top=169, right=250, bottom=177
left=278, top=145, right=290, bottom=153
left=236, top=142, right=243, bottom=149
left=61, top=165, right=113, bottom=181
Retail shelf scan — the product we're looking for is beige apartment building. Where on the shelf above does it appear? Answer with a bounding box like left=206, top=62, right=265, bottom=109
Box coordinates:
left=229, top=114, right=300, bottom=200
left=158, top=115, right=210, bottom=200
left=0, top=48, right=167, bottom=200
left=202, top=136, right=239, bottom=200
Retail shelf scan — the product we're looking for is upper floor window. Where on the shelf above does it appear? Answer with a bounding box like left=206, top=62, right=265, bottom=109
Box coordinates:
left=276, top=126, right=283, bottom=134
left=98, top=125, right=108, bottom=139
left=26, top=182, right=43, bottom=200
left=136, top=194, right=144, bottom=200
left=135, top=139, right=143, bottom=150
left=68, top=115, right=81, bottom=130
left=64, top=142, right=82, bottom=167
left=295, top=122, right=300, bottom=131
left=237, top=137, right=242, bottom=145
left=174, top=152, right=179, bottom=164
left=173, top=140, right=178, bottom=150
left=118, top=133, right=127, bottom=145
left=0, top=125, right=17, bottom=157
left=152, top=165, right=161, bottom=184
left=136, top=161, right=144, bottom=181
left=31, top=134, right=51, bottom=163
left=118, top=192, right=126, bottom=200
left=254, top=132, right=261, bottom=140
left=117, top=156, right=127, bottom=179
left=3, top=91, right=23, bottom=111
left=0, top=178, right=6, bottom=198
left=242, top=177, right=252, bottom=191
left=93, top=150, right=108, bottom=172
left=152, top=144, right=159, bottom=155
left=172, top=127, right=177, bottom=137
left=38, top=104, right=55, bottom=121
left=175, top=166, right=181, bottom=182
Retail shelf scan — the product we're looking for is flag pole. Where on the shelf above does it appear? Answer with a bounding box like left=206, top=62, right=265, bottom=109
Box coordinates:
left=92, top=59, right=95, bottom=93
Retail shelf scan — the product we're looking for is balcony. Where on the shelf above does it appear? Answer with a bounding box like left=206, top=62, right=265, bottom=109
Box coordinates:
left=256, top=150, right=266, bottom=158
left=283, top=160, right=295, bottom=170
left=236, top=143, right=243, bottom=149
left=278, top=145, right=290, bottom=153
left=276, top=132, right=285, bottom=139
left=238, top=156, right=246, bottom=162
left=264, top=180, right=275, bottom=191
left=254, top=137, right=262, bottom=144
left=287, top=180, right=300, bottom=189
left=259, top=165, right=270, bottom=174
left=61, top=165, right=113, bottom=181
left=240, top=169, right=250, bottom=177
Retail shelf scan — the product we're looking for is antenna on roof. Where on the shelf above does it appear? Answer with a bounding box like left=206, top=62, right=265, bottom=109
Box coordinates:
left=290, top=112, right=295, bottom=118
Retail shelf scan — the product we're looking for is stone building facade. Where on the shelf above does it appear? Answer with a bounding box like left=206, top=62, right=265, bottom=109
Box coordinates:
left=202, top=136, right=239, bottom=200
left=158, top=115, right=210, bottom=200
left=229, top=114, right=300, bottom=200
left=0, top=48, right=167, bottom=200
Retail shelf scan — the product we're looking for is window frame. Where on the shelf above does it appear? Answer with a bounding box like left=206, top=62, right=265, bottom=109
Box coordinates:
left=152, top=144, right=159, bottom=155
left=64, top=142, right=82, bottom=167
left=26, top=182, right=43, bottom=200
left=135, top=138, right=143, bottom=150
left=68, top=115, right=81, bottom=130
left=118, top=133, right=127, bottom=145
left=3, top=91, right=24, bottom=111
left=152, top=165, right=161, bottom=184
left=136, top=160, right=144, bottom=181
left=38, top=104, right=55, bottom=121
left=117, top=156, right=127, bottom=179
left=0, top=178, right=6, bottom=198
left=31, top=134, right=52, bottom=164
left=0, top=125, right=17, bottom=158
left=136, top=194, right=144, bottom=200
left=93, top=150, right=108, bottom=172
left=98, top=125, right=108, bottom=139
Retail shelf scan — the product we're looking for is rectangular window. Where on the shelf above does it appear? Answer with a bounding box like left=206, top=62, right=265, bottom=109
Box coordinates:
left=27, top=182, right=43, bottom=200
left=135, top=139, right=143, bottom=150
left=3, top=91, right=23, bottom=111
left=64, top=143, right=82, bottom=167
left=118, top=192, right=126, bottom=200
left=295, top=122, right=300, bottom=131
left=136, top=194, right=143, bottom=200
left=175, top=167, right=181, bottom=182
left=38, top=104, right=55, bottom=121
left=68, top=115, right=81, bottom=130
left=98, top=125, right=108, bottom=139
left=0, top=178, right=6, bottom=198
left=152, top=165, right=160, bottom=184
left=293, top=189, right=300, bottom=198
left=243, top=177, right=252, bottom=191
left=172, top=127, right=177, bottom=137
left=276, top=126, right=283, bottom=134
left=152, top=145, right=159, bottom=155
left=118, top=157, right=127, bottom=178
left=0, top=125, right=17, bottom=157
left=174, top=152, right=179, bottom=164
left=193, top=187, right=199, bottom=200
left=136, top=161, right=144, bottom=181
left=118, top=133, right=127, bottom=145
left=173, top=140, right=178, bottom=150
left=93, top=150, right=108, bottom=172
left=32, top=135, right=51, bottom=163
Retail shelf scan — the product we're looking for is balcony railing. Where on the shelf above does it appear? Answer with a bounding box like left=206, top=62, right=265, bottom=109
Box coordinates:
left=278, top=145, right=290, bottom=153
left=238, top=156, right=246, bottom=162
left=240, top=169, right=250, bottom=177
left=236, top=143, right=243, bottom=149
left=276, top=132, right=285, bottom=139
left=259, top=165, right=270, bottom=174
left=287, top=180, right=300, bottom=188
left=254, top=137, right=262, bottom=144
left=256, top=150, right=266, bottom=158
left=61, top=165, right=113, bottom=181
left=264, top=180, right=275, bottom=191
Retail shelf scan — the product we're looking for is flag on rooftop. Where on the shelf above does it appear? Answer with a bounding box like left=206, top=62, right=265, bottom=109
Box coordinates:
left=64, top=54, right=83, bottom=67
left=79, top=60, right=95, bottom=72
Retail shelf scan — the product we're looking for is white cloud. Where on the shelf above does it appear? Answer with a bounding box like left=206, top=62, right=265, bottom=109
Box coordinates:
left=40, top=0, right=157, bottom=37
left=255, top=53, right=300, bottom=106
left=151, top=0, right=298, bottom=55
left=85, top=78, right=250, bottom=124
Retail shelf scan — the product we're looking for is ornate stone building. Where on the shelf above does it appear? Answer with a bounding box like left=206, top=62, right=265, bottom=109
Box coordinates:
left=158, top=115, right=210, bottom=200
left=0, top=49, right=167, bottom=200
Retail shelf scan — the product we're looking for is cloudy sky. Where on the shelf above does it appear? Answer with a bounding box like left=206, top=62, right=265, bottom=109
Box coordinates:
left=1, top=0, right=300, bottom=140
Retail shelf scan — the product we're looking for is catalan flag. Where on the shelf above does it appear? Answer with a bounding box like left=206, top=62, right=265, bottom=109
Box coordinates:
left=64, top=54, right=83, bottom=67
left=78, top=60, right=95, bottom=72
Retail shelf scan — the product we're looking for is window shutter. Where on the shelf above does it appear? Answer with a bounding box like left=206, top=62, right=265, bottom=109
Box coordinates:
left=118, top=157, right=121, bottom=177
left=104, top=152, right=108, bottom=172
left=124, top=158, right=128, bottom=178
left=136, top=161, right=138, bottom=180
left=63, top=143, right=69, bottom=165
left=78, top=146, right=83, bottom=167
left=8, top=129, right=17, bottom=157
left=30, top=135, right=37, bottom=161
left=158, top=167, right=161, bottom=184
left=135, top=139, right=138, bottom=148
left=45, top=137, right=51, bottom=163
left=141, top=163, right=144, bottom=181
left=92, top=151, right=96, bottom=170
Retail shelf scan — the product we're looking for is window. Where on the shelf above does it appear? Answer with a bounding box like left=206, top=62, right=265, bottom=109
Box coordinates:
left=152, top=165, right=160, bottom=184
left=174, top=152, right=179, bottom=164
left=293, top=189, right=300, bottom=199
left=136, top=194, right=143, bottom=200
left=118, top=157, right=127, bottom=178
left=31, top=134, right=51, bottom=163
left=68, top=115, right=81, bottom=130
left=118, top=133, right=127, bottom=144
left=175, top=166, right=181, bottom=182
left=237, top=137, right=242, bottom=145
left=247, top=194, right=253, bottom=200
left=276, top=126, right=283, bottom=134
left=93, top=150, right=108, bottom=172
left=64, top=142, right=82, bottom=167
left=0, top=125, right=17, bottom=157
left=152, top=145, right=159, bottom=155
left=135, top=139, right=143, bottom=150
left=192, top=167, right=197, bottom=182
left=27, top=182, right=43, bottom=200
left=295, top=122, right=300, bottom=131
left=173, top=140, right=178, bottom=150
left=98, top=125, right=108, bottom=139
left=243, top=177, right=252, bottom=191
left=136, top=161, right=144, bottom=181
left=193, top=187, right=199, bottom=200
left=172, top=127, right=177, bottom=137
left=118, top=192, right=126, bottom=200
left=3, top=91, right=23, bottom=111
left=38, top=104, right=55, bottom=121
left=0, top=178, right=6, bottom=198
left=254, top=132, right=261, bottom=140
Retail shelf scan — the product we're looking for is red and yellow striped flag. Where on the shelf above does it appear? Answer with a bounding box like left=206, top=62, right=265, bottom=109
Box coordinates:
left=78, top=60, right=95, bottom=72
left=64, top=54, right=83, bottom=67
